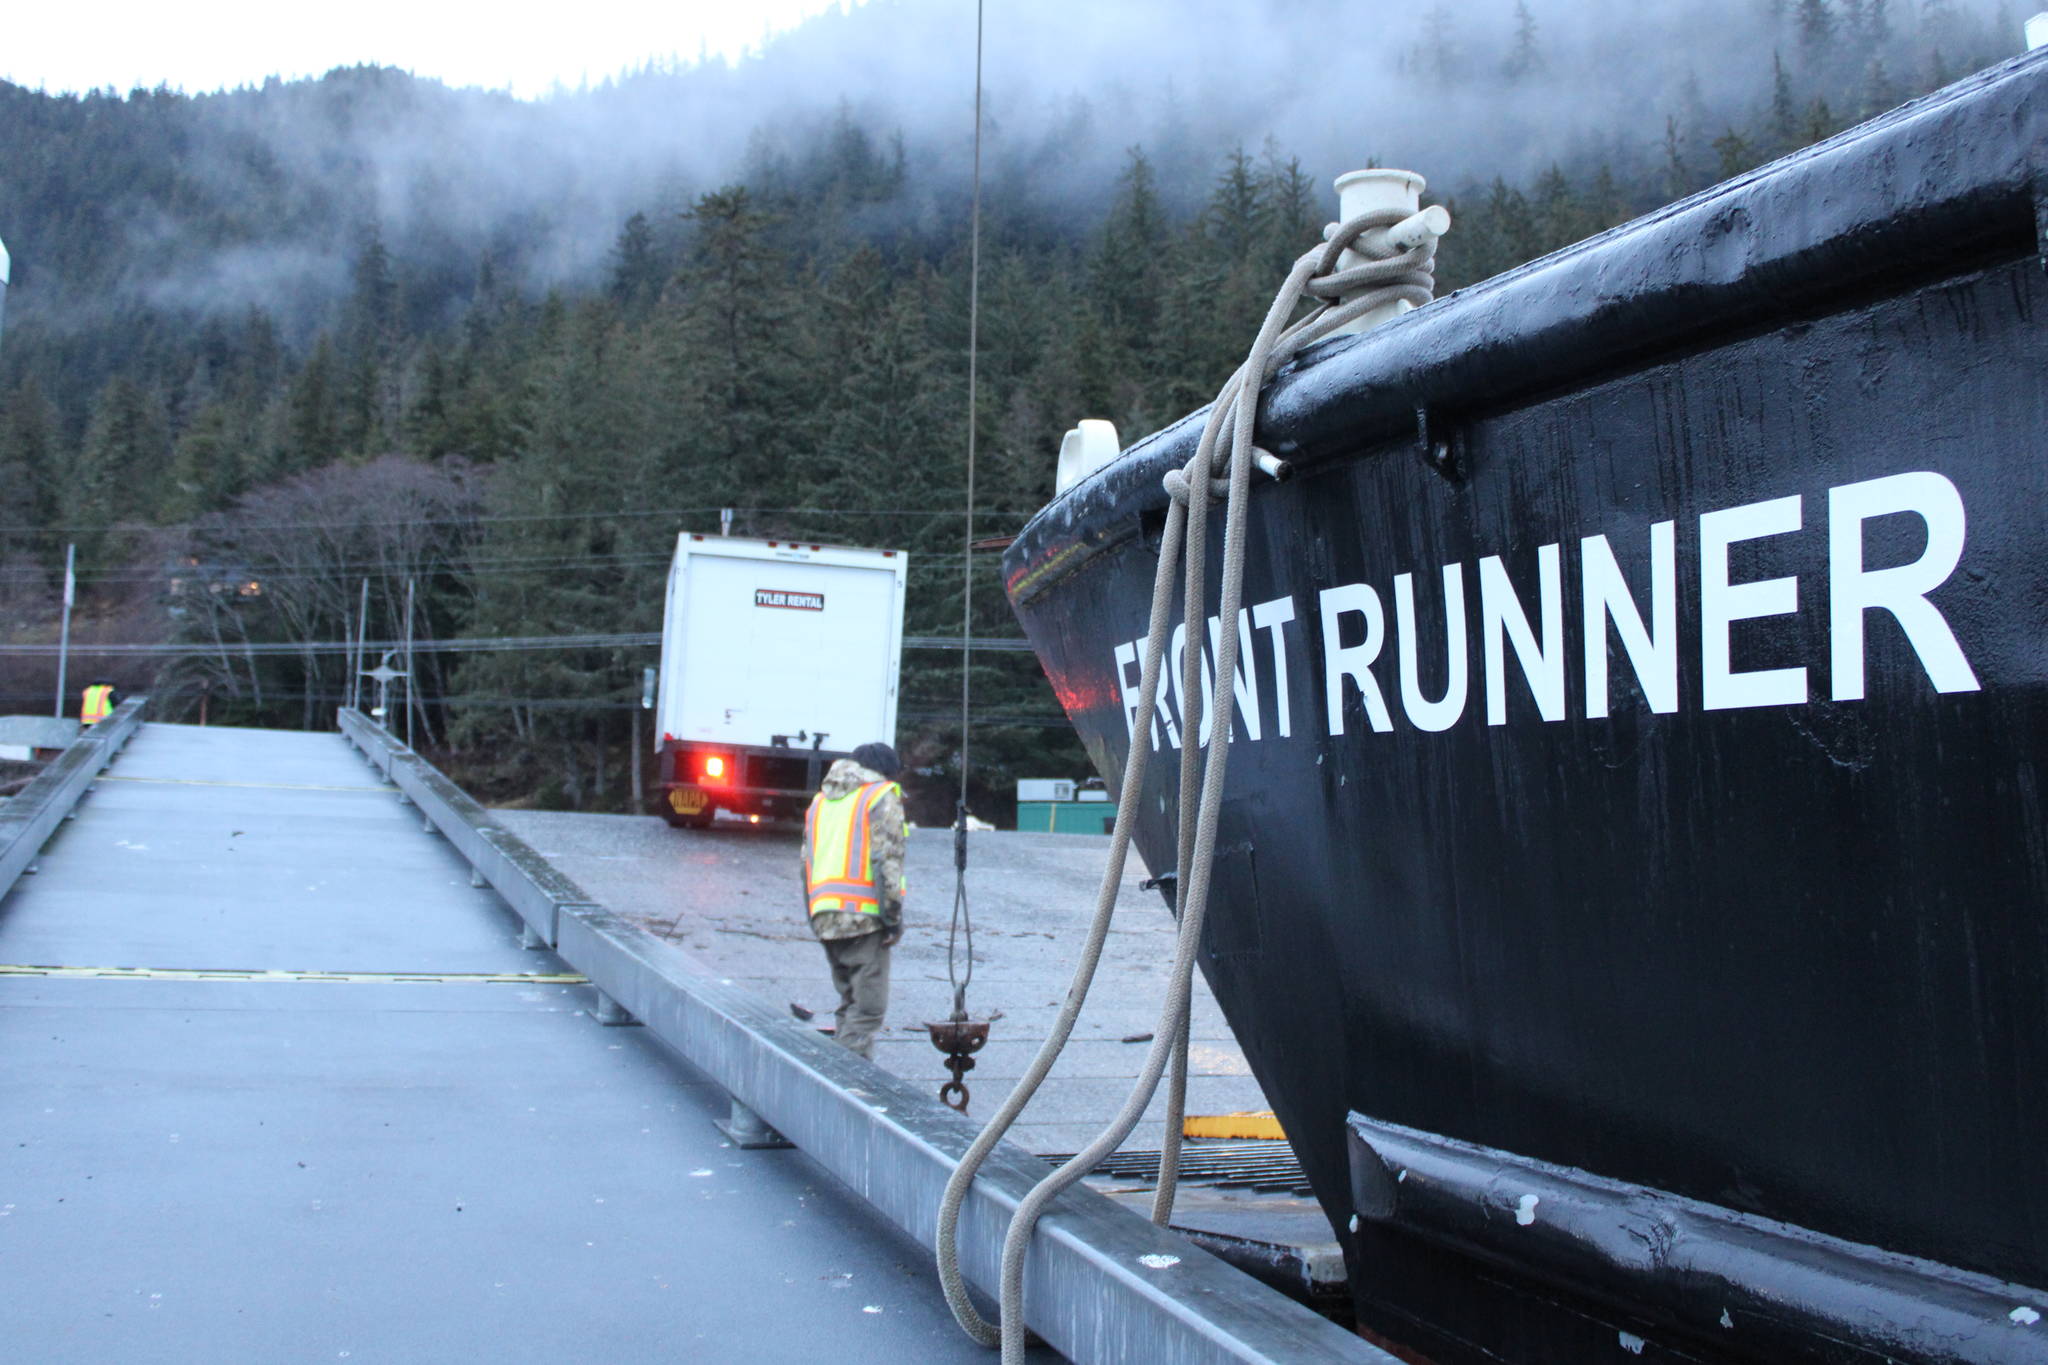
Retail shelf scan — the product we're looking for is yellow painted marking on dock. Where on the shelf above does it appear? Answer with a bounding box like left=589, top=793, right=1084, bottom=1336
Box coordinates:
left=95, top=775, right=398, bottom=793
left=1182, top=1111, right=1287, bottom=1141
left=0, top=963, right=586, bottom=985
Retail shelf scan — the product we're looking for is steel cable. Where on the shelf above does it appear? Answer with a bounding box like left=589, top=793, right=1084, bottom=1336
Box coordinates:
left=945, top=0, right=986, bottom=1028
left=933, top=204, right=1442, bottom=1359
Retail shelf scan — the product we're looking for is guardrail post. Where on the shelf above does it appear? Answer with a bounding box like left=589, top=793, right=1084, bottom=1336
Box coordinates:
left=714, top=1095, right=793, bottom=1150
left=590, top=989, right=638, bottom=1027
left=1, top=696, right=149, bottom=903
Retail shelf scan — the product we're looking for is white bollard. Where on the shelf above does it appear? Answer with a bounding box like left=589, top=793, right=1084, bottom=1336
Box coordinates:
left=1329, top=169, right=1447, bottom=337
left=1055, top=418, right=1123, bottom=496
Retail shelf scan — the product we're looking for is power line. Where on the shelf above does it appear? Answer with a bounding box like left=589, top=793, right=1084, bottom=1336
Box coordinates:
left=0, top=632, right=1038, bottom=658
left=0, top=502, right=1046, bottom=538
left=0, top=546, right=1012, bottom=587
left=0, top=687, right=1073, bottom=728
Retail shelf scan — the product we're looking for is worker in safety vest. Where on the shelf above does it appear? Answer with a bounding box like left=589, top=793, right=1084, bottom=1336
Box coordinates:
left=79, top=680, right=118, bottom=726
left=801, top=741, right=907, bottom=1060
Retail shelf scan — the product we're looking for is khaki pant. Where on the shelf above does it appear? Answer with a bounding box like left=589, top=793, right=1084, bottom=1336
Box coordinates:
left=822, top=930, right=891, bottom=1059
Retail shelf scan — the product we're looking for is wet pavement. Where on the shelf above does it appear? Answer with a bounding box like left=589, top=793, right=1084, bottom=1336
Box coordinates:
left=0, top=724, right=1028, bottom=1362
left=497, top=808, right=1275, bottom=1155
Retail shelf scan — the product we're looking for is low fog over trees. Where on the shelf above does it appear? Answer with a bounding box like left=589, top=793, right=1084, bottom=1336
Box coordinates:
left=0, top=0, right=2024, bottom=815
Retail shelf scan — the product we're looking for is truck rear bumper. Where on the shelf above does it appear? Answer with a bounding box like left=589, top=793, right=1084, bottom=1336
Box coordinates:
left=659, top=741, right=836, bottom=826
left=659, top=781, right=812, bottom=824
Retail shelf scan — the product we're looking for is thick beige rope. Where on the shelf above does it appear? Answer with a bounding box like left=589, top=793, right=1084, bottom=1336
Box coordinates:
left=935, top=206, right=1442, bottom=1360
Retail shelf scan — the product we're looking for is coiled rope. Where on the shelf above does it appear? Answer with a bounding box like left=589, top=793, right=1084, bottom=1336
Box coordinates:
left=934, top=204, right=1443, bottom=1360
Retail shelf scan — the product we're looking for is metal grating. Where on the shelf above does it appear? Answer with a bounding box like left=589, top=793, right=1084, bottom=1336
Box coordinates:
left=1045, top=1140, right=1313, bottom=1197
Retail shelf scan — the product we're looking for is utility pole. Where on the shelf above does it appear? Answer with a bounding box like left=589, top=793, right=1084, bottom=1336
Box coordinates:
left=403, top=578, right=416, bottom=750
left=634, top=665, right=656, bottom=815
left=53, top=543, right=75, bottom=719
left=353, top=578, right=371, bottom=710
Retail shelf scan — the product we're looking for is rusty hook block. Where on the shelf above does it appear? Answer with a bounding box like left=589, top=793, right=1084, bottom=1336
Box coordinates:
left=925, top=1017, right=991, bottom=1112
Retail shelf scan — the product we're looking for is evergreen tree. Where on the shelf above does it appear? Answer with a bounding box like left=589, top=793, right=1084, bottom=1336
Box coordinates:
left=1713, top=128, right=1759, bottom=178
left=344, top=226, right=402, bottom=448
left=282, top=336, right=344, bottom=476
left=1842, top=0, right=1875, bottom=51
left=812, top=245, right=949, bottom=524
left=226, top=309, right=286, bottom=419
left=72, top=375, right=170, bottom=564
left=1664, top=116, right=1693, bottom=198
left=1798, top=0, right=1838, bottom=63
left=1089, top=147, right=1168, bottom=397
left=1587, top=165, right=1626, bottom=232
left=1502, top=0, right=1545, bottom=81
left=404, top=344, right=455, bottom=458
left=1472, top=177, right=1539, bottom=280
left=1919, top=0, right=1962, bottom=53
left=1532, top=164, right=1582, bottom=253
left=1206, top=148, right=1263, bottom=265
left=1863, top=57, right=1900, bottom=115
left=1420, top=3, right=1460, bottom=84
left=666, top=185, right=813, bottom=506
left=607, top=211, right=663, bottom=315
left=1770, top=52, right=1801, bottom=150
left=0, top=21, right=2023, bottom=801
left=1255, top=144, right=1318, bottom=279
left=161, top=402, right=244, bottom=522
left=0, top=379, right=61, bottom=563
left=1803, top=95, right=1840, bottom=141
left=453, top=297, right=644, bottom=807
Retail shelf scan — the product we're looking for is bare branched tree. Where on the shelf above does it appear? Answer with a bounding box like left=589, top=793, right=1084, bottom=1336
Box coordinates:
left=166, top=458, right=478, bottom=735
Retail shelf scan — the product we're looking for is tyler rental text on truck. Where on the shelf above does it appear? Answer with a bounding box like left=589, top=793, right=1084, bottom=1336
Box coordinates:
left=653, top=533, right=908, bottom=828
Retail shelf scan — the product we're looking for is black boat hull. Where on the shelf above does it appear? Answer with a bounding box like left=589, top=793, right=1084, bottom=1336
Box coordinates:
left=1004, top=53, right=2048, bottom=1365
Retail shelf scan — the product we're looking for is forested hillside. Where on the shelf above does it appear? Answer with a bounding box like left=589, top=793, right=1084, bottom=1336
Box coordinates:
left=0, top=0, right=2023, bottom=819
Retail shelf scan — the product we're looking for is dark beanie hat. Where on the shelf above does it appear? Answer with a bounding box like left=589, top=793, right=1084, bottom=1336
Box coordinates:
left=851, top=742, right=901, bottom=778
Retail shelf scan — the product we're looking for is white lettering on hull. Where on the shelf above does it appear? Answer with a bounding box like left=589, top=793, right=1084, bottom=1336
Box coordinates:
left=1701, top=494, right=1807, bottom=710
left=1320, top=582, right=1391, bottom=736
left=1582, top=522, right=1678, bottom=717
left=1110, top=472, right=1981, bottom=750
left=1828, top=472, right=1978, bottom=700
left=1481, top=545, right=1565, bottom=725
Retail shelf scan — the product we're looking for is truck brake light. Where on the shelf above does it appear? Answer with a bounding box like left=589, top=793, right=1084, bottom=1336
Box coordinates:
left=703, top=754, right=728, bottom=781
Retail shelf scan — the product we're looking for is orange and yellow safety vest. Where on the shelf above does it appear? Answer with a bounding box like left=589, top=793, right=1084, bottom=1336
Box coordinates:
left=80, top=684, right=114, bottom=725
left=803, top=780, right=900, bottom=917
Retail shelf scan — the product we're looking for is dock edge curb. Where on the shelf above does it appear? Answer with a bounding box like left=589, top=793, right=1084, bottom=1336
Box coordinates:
left=334, top=705, right=1388, bottom=1365
left=0, top=697, right=148, bottom=901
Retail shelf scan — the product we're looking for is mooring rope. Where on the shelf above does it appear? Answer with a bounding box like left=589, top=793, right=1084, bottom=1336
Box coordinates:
left=934, top=203, right=1444, bottom=1360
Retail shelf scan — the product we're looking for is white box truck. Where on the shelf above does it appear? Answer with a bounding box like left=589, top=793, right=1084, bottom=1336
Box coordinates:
left=653, top=533, right=908, bottom=828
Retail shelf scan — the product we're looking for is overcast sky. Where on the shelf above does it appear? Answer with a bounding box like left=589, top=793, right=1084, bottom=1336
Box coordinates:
left=0, top=0, right=869, bottom=97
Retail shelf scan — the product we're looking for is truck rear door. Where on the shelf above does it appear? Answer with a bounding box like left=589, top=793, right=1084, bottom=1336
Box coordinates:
left=674, top=554, right=899, bottom=750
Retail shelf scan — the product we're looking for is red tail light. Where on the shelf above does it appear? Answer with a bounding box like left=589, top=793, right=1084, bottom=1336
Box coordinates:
left=702, top=754, right=729, bottom=783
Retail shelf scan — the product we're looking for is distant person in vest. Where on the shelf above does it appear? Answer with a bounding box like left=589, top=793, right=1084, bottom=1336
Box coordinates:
left=79, top=679, right=118, bottom=726
left=801, top=741, right=907, bottom=1060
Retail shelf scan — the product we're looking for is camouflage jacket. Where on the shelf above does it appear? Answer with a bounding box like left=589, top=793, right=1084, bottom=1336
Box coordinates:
left=802, top=758, right=906, bottom=942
